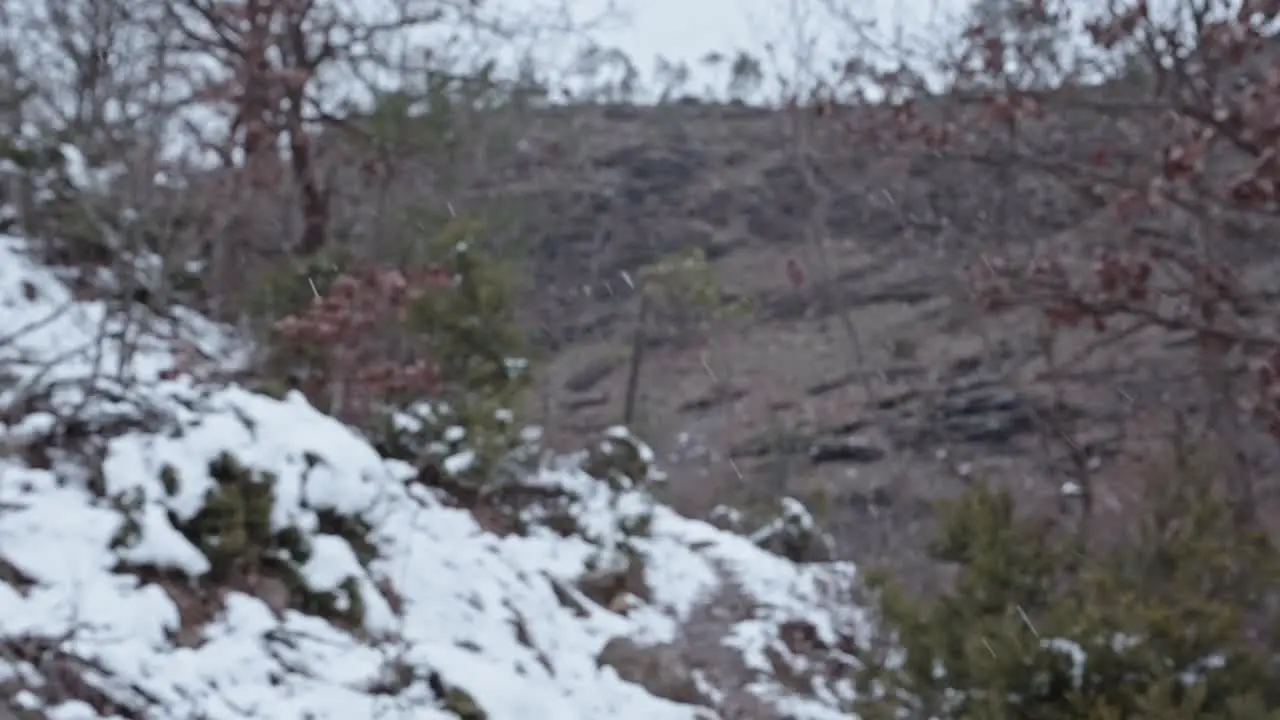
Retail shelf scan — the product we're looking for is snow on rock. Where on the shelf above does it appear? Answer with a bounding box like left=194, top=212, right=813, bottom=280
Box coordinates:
left=0, top=234, right=870, bottom=719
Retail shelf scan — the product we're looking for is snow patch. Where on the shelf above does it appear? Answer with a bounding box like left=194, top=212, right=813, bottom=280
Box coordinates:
left=0, top=233, right=869, bottom=718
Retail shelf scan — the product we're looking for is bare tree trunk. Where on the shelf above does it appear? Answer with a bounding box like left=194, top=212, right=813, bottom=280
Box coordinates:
left=622, top=290, right=650, bottom=427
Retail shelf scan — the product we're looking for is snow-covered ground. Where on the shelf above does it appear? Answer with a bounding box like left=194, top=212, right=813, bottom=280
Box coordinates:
left=0, top=233, right=869, bottom=719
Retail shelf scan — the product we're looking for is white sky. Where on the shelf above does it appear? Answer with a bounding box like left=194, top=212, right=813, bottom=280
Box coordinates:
left=501, top=0, right=976, bottom=99
left=599, top=0, right=968, bottom=66
left=513, top=0, right=1194, bottom=100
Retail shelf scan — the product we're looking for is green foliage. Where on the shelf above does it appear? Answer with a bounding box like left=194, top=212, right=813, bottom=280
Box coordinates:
left=112, top=453, right=378, bottom=630
left=401, top=216, right=531, bottom=412
left=376, top=216, right=532, bottom=477
left=852, top=454, right=1280, bottom=720
left=246, top=245, right=354, bottom=325
left=641, top=247, right=752, bottom=321
left=259, top=67, right=541, bottom=484
left=183, top=453, right=307, bottom=582
left=252, top=209, right=532, bottom=481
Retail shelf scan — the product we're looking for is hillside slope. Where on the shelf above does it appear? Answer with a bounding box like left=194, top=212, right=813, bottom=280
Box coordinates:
left=0, top=234, right=866, bottom=720
left=499, top=97, right=1280, bottom=570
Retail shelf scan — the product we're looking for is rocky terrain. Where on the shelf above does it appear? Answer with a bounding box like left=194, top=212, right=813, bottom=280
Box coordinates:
left=494, top=93, right=1280, bottom=570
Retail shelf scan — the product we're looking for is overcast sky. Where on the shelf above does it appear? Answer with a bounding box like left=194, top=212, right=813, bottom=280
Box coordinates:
left=514, top=0, right=1208, bottom=100
left=597, top=0, right=966, bottom=66
left=498, top=0, right=974, bottom=99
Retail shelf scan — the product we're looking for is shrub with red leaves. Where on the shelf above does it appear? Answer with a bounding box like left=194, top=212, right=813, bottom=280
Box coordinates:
left=272, top=266, right=451, bottom=424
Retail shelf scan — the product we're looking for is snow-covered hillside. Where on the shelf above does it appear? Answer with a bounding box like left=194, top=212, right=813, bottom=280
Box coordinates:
left=0, top=234, right=869, bottom=720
